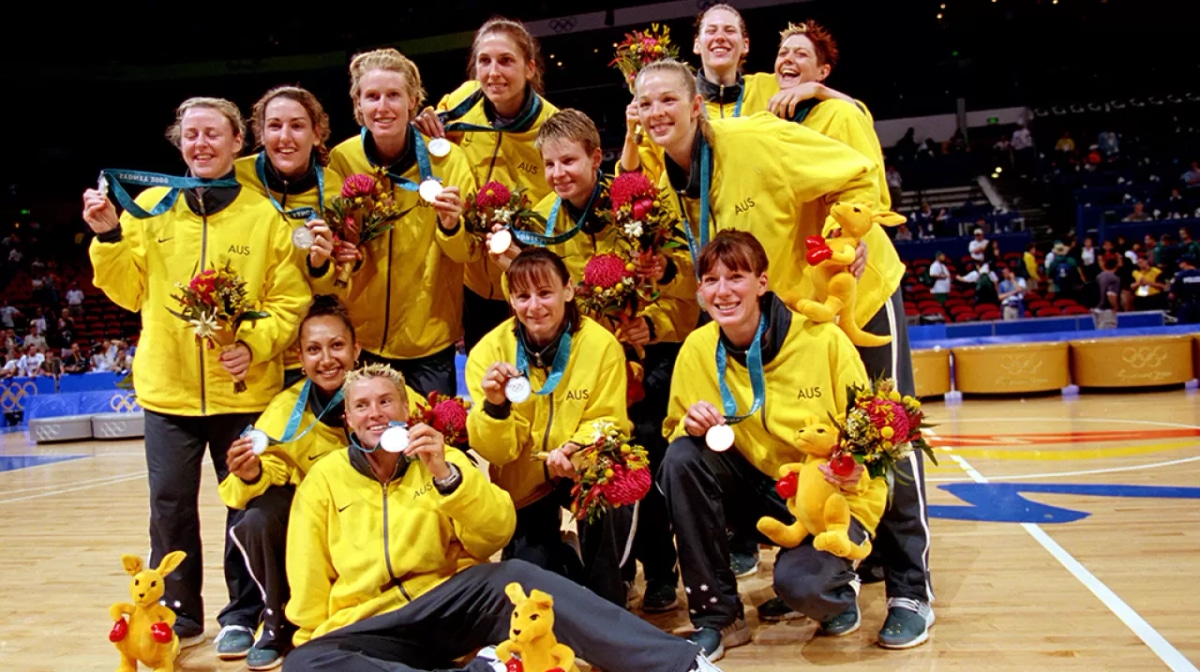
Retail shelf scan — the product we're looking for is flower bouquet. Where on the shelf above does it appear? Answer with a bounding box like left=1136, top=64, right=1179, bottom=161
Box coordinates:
left=607, top=171, right=683, bottom=255
left=166, top=261, right=270, bottom=393
left=536, top=420, right=651, bottom=523
left=827, top=378, right=938, bottom=487
left=610, top=23, right=680, bottom=94
left=324, top=172, right=403, bottom=287
left=412, top=391, right=471, bottom=448
left=462, top=180, right=546, bottom=254
left=575, top=253, right=659, bottom=324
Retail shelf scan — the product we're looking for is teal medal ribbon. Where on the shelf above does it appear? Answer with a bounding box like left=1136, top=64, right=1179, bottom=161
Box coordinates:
left=439, top=89, right=543, bottom=133
left=254, top=152, right=325, bottom=221
left=715, top=313, right=767, bottom=424
left=100, top=169, right=239, bottom=219
left=675, top=135, right=714, bottom=281
left=514, top=328, right=573, bottom=397
left=278, top=378, right=345, bottom=444
left=511, top=171, right=603, bottom=247
left=360, top=125, right=436, bottom=192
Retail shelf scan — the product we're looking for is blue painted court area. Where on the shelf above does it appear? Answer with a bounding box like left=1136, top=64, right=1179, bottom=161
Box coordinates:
left=0, top=455, right=88, bottom=472
left=929, top=482, right=1200, bottom=524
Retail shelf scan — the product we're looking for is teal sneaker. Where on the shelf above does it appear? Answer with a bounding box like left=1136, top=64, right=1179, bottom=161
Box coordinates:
left=729, top=551, right=759, bottom=578
left=756, top=596, right=803, bottom=622
left=214, top=625, right=254, bottom=660
left=246, top=646, right=284, bottom=670
left=818, top=602, right=861, bottom=637
left=877, top=598, right=935, bottom=649
left=686, top=617, right=750, bottom=662
left=642, top=581, right=680, bottom=613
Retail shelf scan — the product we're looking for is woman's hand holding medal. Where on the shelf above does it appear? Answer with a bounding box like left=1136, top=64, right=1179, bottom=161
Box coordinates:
left=487, top=224, right=522, bottom=272
left=430, top=185, right=464, bottom=232
left=227, top=434, right=263, bottom=482
left=482, top=361, right=528, bottom=406
left=82, top=184, right=120, bottom=234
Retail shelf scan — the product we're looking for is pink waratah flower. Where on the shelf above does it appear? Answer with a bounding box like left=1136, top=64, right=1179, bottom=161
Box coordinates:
left=476, top=181, right=512, bottom=209
left=583, top=254, right=631, bottom=289
left=609, top=171, right=655, bottom=209
left=341, top=174, right=377, bottom=199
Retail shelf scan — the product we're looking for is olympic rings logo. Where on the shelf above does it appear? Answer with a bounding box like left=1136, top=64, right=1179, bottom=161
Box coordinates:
left=548, top=17, right=577, bottom=33
left=1, top=382, right=38, bottom=412
left=109, top=393, right=140, bottom=413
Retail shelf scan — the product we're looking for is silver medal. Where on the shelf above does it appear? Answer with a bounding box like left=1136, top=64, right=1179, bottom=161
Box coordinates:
left=245, top=428, right=270, bottom=456
left=488, top=229, right=513, bottom=256
left=291, top=225, right=315, bottom=250
left=97, top=172, right=109, bottom=195
left=418, top=179, right=444, bottom=203
left=428, top=137, right=452, bottom=158
left=504, top=375, right=532, bottom=404
left=379, top=423, right=410, bottom=454
left=705, top=424, right=734, bottom=452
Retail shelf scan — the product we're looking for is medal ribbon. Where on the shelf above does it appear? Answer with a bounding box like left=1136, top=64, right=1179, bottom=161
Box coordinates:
left=715, top=313, right=767, bottom=424
left=511, top=171, right=604, bottom=247
left=278, top=378, right=345, bottom=444
left=514, top=328, right=574, bottom=397
left=100, top=169, right=239, bottom=219
left=360, top=125, right=436, bottom=192
left=438, top=89, right=544, bottom=133
left=254, top=152, right=325, bottom=220
left=675, top=135, right=714, bottom=281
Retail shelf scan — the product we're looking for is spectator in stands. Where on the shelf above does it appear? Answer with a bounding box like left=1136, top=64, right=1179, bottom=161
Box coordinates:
left=912, top=201, right=934, bottom=238
left=63, top=342, right=88, bottom=373
left=998, top=266, right=1026, bottom=320
left=31, top=311, right=46, bottom=335
left=946, top=129, right=967, bottom=154
left=993, top=134, right=1012, bottom=168
left=0, top=297, right=20, bottom=329
left=30, top=256, right=45, bottom=277
left=956, top=260, right=999, bottom=306
left=0, top=354, right=18, bottom=379
left=1048, top=242, right=1084, bottom=300
left=1095, top=257, right=1121, bottom=313
left=43, top=349, right=64, bottom=380
left=58, top=308, right=75, bottom=346
left=113, top=345, right=133, bottom=375
left=1180, top=227, right=1200, bottom=259
left=17, top=345, right=45, bottom=377
left=66, top=282, right=84, bottom=319
left=1181, top=161, right=1200, bottom=189
left=1156, top=234, right=1181, bottom=276
left=936, top=208, right=955, bottom=236
left=1078, top=237, right=1099, bottom=281
left=1010, top=123, right=1034, bottom=176
left=90, top=344, right=111, bottom=372
left=1022, top=241, right=1043, bottom=291
left=929, top=251, right=952, bottom=304
left=24, top=325, right=47, bottom=352
left=7, top=244, right=23, bottom=266
left=1131, top=256, right=1167, bottom=311
left=1054, top=131, right=1075, bottom=155
left=894, top=127, right=917, bottom=162
left=894, top=223, right=914, bottom=241
left=968, top=228, right=989, bottom=263
left=1124, top=202, right=1153, bottom=222
left=1097, top=128, right=1120, bottom=159
left=1170, top=256, right=1200, bottom=323
left=886, top=165, right=903, bottom=209
left=3, top=330, right=19, bottom=353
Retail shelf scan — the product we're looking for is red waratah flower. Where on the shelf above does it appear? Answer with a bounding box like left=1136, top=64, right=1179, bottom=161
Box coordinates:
left=583, top=253, right=630, bottom=289
left=476, top=181, right=512, bottom=209
left=866, top=398, right=911, bottom=444
left=430, top=398, right=468, bottom=438
left=341, top=173, right=377, bottom=198
left=609, top=171, right=654, bottom=209
left=601, top=464, right=651, bottom=506
left=189, top=272, right=217, bottom=300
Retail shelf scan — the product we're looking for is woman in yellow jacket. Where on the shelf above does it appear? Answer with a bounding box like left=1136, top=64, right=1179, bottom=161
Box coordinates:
left=466, top=248, right=634, bottom=607
left=327, top=48, right=478, bottom=397
left=82, top=97, right=310, bottom=651
left=283, top=364, right=719, bottom=672
left=235, top=85, right=345, bottom=388
left=660, top=231, right=884, bottom=662
left=413, top=17, right=559, bottom=350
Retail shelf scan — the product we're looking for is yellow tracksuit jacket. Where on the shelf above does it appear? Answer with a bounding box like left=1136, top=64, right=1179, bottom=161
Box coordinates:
left=327, top=130, right=478, bottom=360
left=89, top=181, right=310, bottom=415
left=436, top=81, right=559, bottom=301
left=466, top=316, right=631, bottom=509
left=529, top=188, right=700, bottom=344
left=286, top=446, right=516, bottom=645
left=664, top=294, right=886, bottom=535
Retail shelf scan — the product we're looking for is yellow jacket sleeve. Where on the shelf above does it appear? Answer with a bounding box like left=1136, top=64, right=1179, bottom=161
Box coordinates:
left=566, top=333, right=632, bottom=447
left=285, top=468, right=337, bottom=646
left=236, top=219, right=312, bottom=364
left=217, top=455, right=292, bottom=510
left=465, top=335, right=534, bottom=466
left=663, top=334, right=704, bottom=443
left=431, top=145, right=481, bottom=265
left=439, top=449, right=517, bottom=560
left=89, top=191, right=161, bottom=312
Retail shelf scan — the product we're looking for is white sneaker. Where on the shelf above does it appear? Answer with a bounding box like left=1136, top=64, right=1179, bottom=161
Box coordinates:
left=691, top=652, right=726, bottom=671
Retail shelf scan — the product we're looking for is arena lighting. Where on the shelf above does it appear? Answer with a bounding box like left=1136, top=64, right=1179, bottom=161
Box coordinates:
left=995, top=167, right=1003, bottom=173
left=937, top=12, right=943, bottom=18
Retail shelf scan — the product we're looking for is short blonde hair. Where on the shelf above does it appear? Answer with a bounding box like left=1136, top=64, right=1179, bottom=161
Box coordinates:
left=342, top=363, right=408, bottom=404
left=535, top=109, right=601, bottom=154
left=348, top=48, right=426, bottom=124
left=165, top=97, right=246, bottom=150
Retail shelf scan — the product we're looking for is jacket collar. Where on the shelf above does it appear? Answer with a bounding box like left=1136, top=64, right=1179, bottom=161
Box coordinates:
left=262, top=154, right=319, bottom=196
left=308, top=383, right=346, bottom=429
left=697, top=72, right=744, bottom=106
left=363, top=125, right=417, bottom=175
left=516, top=321, right=568, bottom=369
left=182, top=169, right=240, bottom=216
left=482, top=86, right=540, bottom=132
left=718, top=292, right=792, bottom=367
left=664, top=129, right=706, bottom=199
left=348, top=440, right=410, bottom=483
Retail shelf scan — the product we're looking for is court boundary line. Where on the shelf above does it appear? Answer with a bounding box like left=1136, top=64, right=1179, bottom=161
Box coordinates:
left=949, top=453, right=1199, bottom=672
left=0, top=471, right=148, bottom=505
left=928, top=454, right=1200, bottom=483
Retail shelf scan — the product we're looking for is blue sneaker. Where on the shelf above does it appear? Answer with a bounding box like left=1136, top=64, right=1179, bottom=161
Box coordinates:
left=756, top=597, right=803, bottom=623
left=247, top=646, right=284, bottom=670
left=818, top=602, right=861, bottom=637
left=877, top=598, right=935, bottom=649
left=686, top=617, right=750, bottom=662
left=214, top=625, right=254, bottom=660
left=729, top=551, right=759, bottom=578
left=642, top=581, right=680, bottom=613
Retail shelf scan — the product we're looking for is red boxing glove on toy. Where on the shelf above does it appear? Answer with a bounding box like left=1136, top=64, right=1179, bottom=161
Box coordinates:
left=775, top=470, right=799, bottom=499
left=150, top=622, right=173, bottom=644
left=109, top=618, right=128, bottom=642
left=505, top=658, right=524, bottom=672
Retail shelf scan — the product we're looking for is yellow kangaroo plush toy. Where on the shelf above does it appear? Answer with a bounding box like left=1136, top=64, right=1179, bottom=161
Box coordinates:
left=109, top=550, right=187, bottom=672
left=756, top=417, right=873, bottom=560
left=784, top=202, right=906, bottom=348
left=494, top=582, right=580, bottom=672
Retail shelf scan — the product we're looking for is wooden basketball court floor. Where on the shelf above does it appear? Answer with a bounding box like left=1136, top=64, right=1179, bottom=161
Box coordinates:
left=2, top=390, right=1198, bottom=671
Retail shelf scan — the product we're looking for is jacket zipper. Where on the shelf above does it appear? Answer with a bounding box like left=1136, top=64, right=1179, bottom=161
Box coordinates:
left=382, top=228, right=394, bottom=353
left=719, top=85, right=726, bottom=118
left=541, top=392, right=556, bottom=455
left=198, top=195, right=208, bottom=415
left=380, top=480, right=412, bottom=602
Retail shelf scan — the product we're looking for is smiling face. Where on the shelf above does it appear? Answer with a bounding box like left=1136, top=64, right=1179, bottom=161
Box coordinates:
left=699, top=260, right=768, bottom=330
left=541, top=138, right=600, bottom=208
left=509, top=269, right=574, bottom=347
left=345, top=375, right=408, bottom=450
left=262, top=96, right=318, bottom=179
left=636, top=69, right=702, bottom=155
left=775, top=33, right=830, bottom=88
left=300, top=315, right=361, bottom=395
left=694, top=7, right=748, bottom=77
left=179, top=106, right=241, bottom=178
left=474, top=31, right=534, bottom=113
left=355, top=68, right=412, bottom=147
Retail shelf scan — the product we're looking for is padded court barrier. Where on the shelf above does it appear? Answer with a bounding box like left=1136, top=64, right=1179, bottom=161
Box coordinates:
left=1070, top=335, right=1194, bottom=388
left=91, top=412, right=145, bottom=440
left=29, top=415, right=94, bottom=443
left=912, top=348, right=952, bottom=398
left=952, top=341, right=1071, bottom=394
